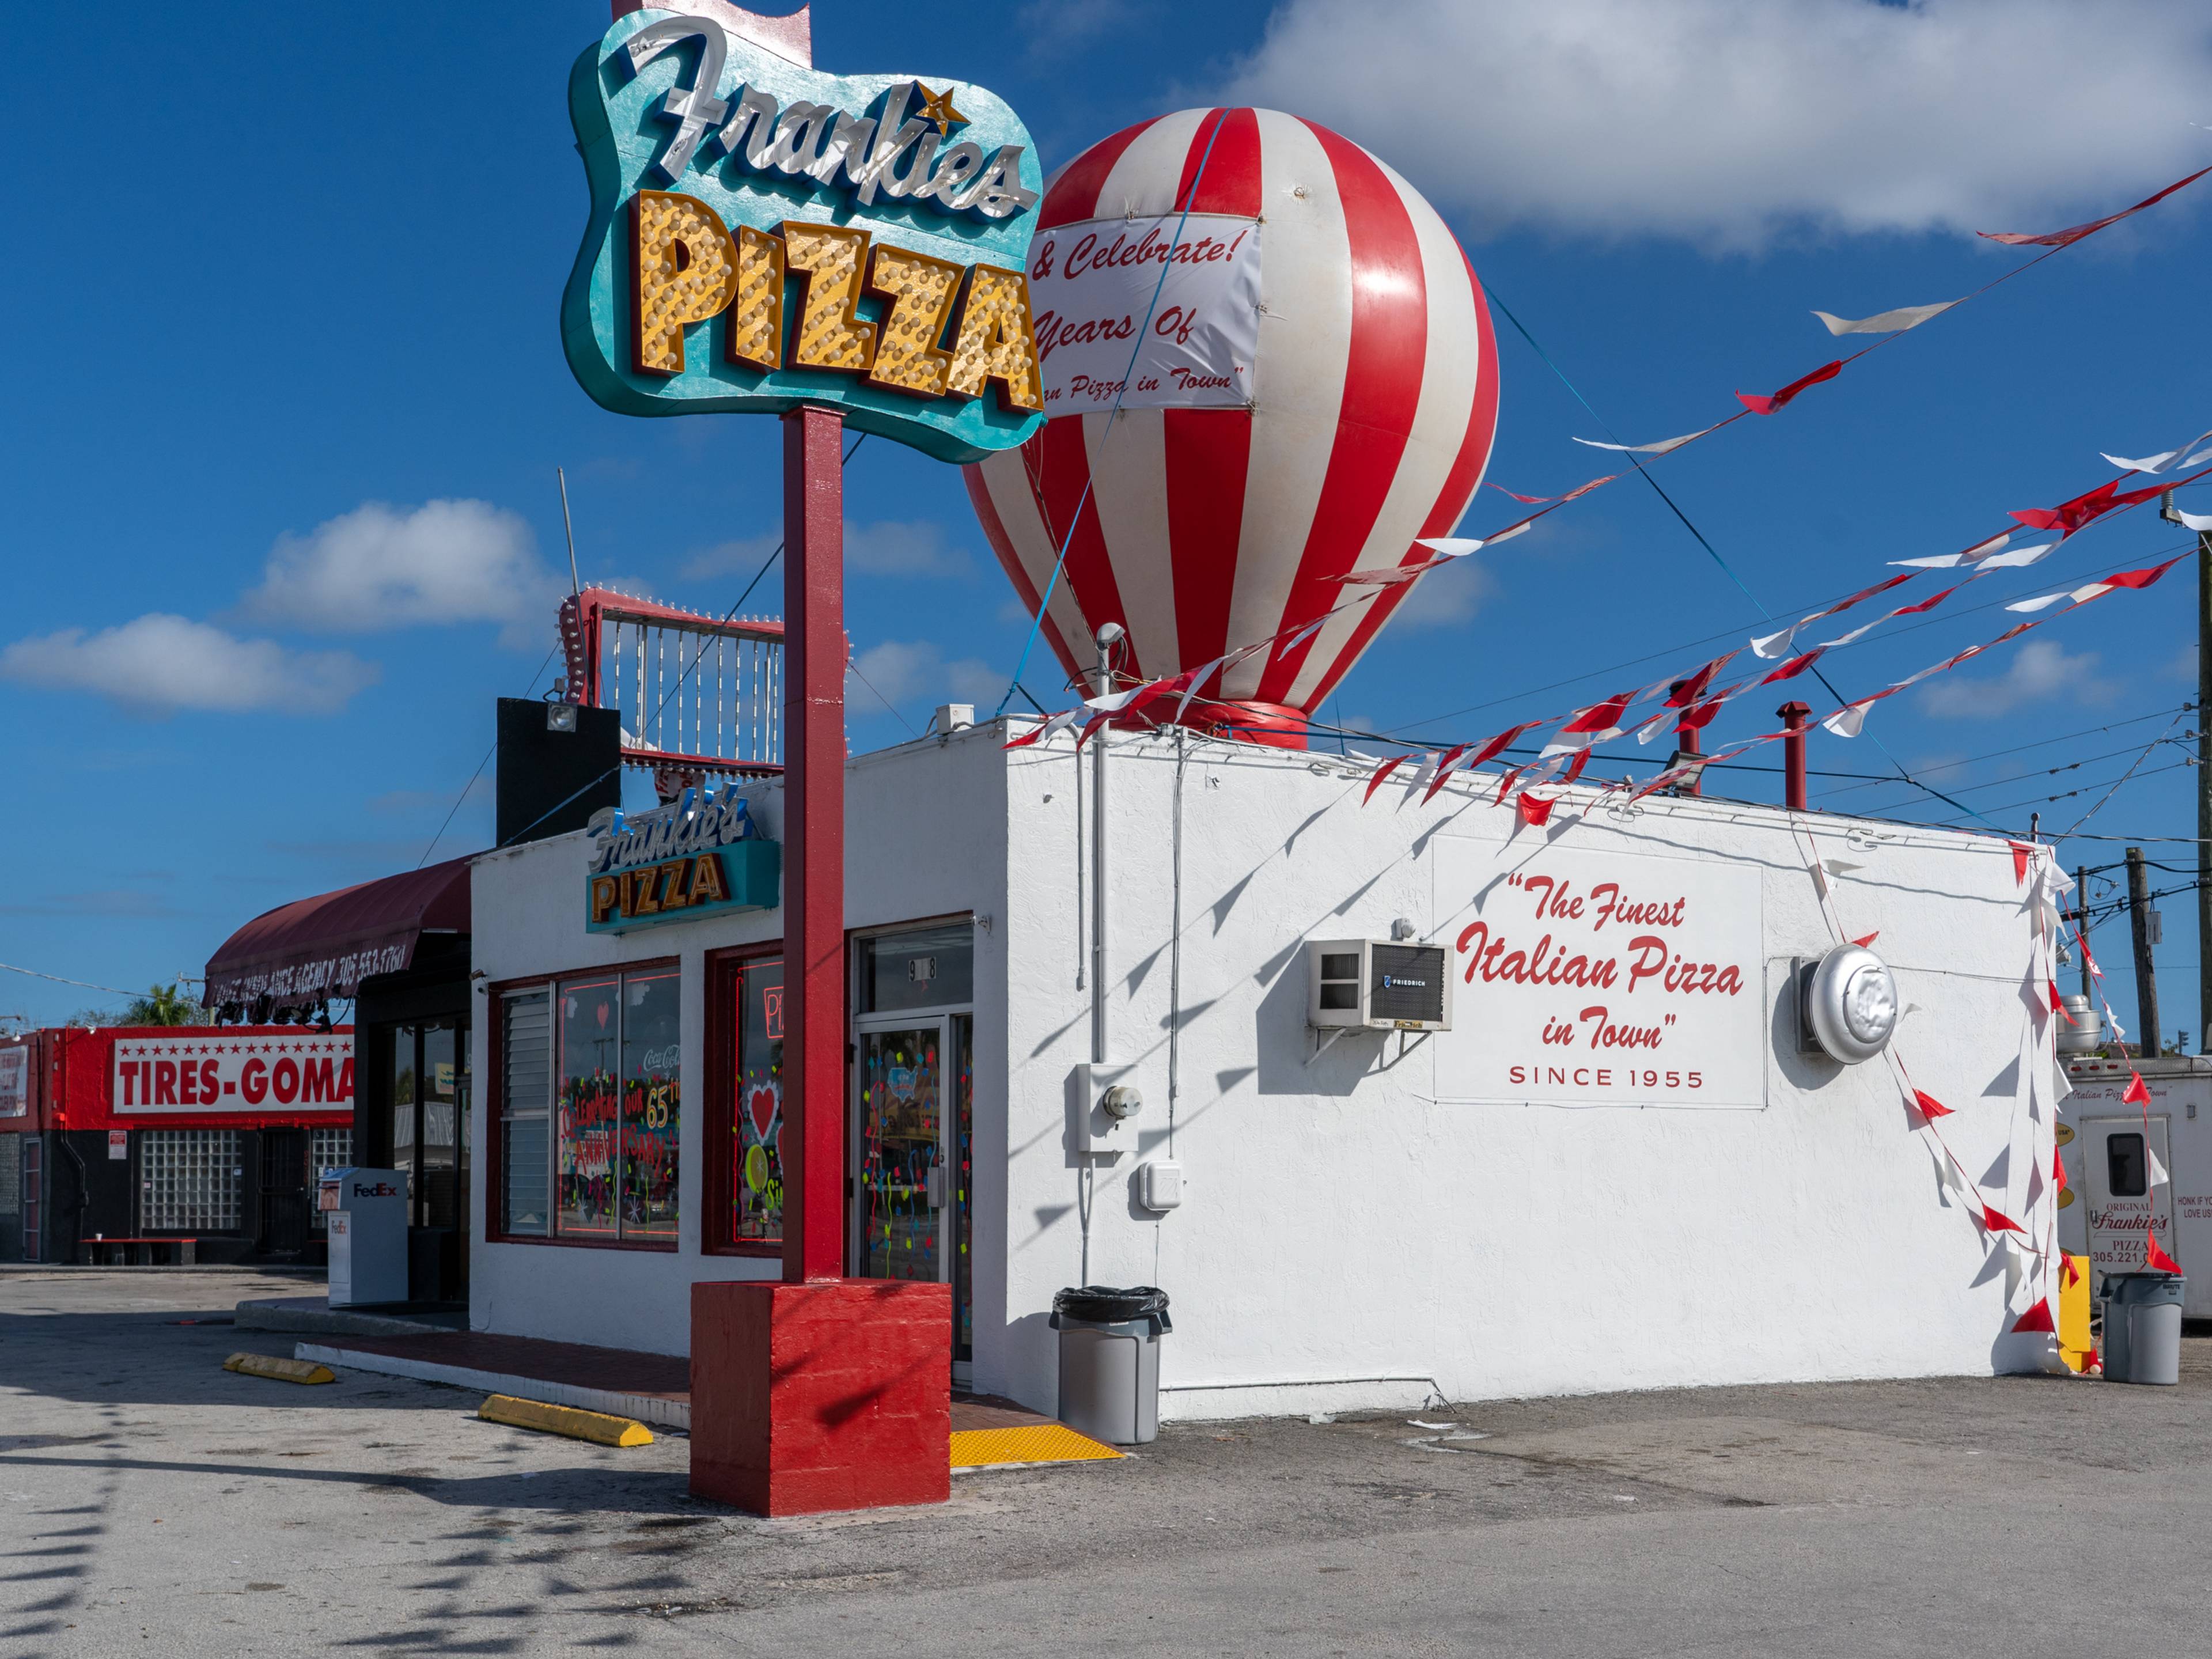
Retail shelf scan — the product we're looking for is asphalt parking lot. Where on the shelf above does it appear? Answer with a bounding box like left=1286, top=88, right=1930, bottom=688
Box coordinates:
left=3, top=1268, right=2209, bottom=1656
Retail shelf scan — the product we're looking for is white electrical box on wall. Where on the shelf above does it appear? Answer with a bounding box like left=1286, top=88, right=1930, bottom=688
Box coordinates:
left=1138, top=1160, right=1183, bottom=1211
left=1306, top=940, right=1453, bottom=1032
left=1071, top=1060, right=1145, bottom=1156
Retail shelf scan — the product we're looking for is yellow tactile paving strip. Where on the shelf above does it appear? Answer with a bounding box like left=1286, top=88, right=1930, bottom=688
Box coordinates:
left=950, top=1423, right=1123, bottom=1468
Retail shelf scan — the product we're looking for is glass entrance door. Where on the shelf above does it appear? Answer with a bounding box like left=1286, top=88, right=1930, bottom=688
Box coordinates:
left=851, top=923, right=976, bottom=1372
left=851, top=1014, right=975, bottom=1364
left=855, top=1025, right=944, bottom=1283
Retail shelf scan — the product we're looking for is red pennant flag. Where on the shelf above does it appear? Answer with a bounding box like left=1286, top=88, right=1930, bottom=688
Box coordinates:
left=2011, top=1297, right=2056, bottom=1335
left=2146, top=1228, right=2183, bottom=1274
left=1761, top=648, right=1825, bottom=685
left=2009, top=842, right=2033, bottom=885
left=1979, top=164, right=2212, bottom=248
left=2050, top=981, right=2076, bottom=1023
left=1563, top=691, right=1634, bottom=734
left=1468, top=721, right=1541, bottom=770
left=1980, top=1201, right=2026, bottom=1236
left=1738, top=359, right=1843, bottom=416
left=1517, top=791, right=1555, bottom=828
left=2052, top=1145, right=2069, bottom=1192
left=2122, top=1071, right=2151, bottom=1106
left=1677, top=696, right=1727, bottom=734
left=1912, top=1089, right=1955, bottom=1120
left=1421, top=742, right=1471, bottom=804
left=2062, top=1252, right=2081, bottom=1286
left=1362, top=755, right=1409, bottom=805
left=2010, top=480, right=2118, bottom=536
left=2101, top=554, right=2191, bottom=592
left=1665, top=653, right=1736, bottom=709
left=1561, top=748, right=1594, bottom=786
left=1893, top=583, right=1964, bottom=617
left=1851, top=931, right=1879, bottom=948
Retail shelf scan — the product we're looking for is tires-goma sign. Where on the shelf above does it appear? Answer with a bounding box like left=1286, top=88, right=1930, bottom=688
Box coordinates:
left=112, top=1033, right=354, bottom=1115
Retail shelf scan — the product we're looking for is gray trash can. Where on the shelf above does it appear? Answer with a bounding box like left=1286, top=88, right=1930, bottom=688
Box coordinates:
left=1051, top=1286, right=1171, bottom=1445
left=2101, top=1272, right=2184, bottom=1386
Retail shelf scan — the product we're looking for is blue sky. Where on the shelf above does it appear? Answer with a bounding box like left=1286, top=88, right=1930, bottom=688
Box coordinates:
left=6, top=0, right=2212, bottom=1040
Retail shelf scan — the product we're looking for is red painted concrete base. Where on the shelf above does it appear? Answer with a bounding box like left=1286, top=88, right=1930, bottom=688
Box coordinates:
left=690, top=1278, right=951, bottom=1516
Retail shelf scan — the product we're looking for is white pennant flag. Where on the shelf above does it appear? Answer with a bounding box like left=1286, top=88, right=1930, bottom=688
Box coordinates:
left=2099, top=427, right=2212, bottom=474
left=1889, top=532, right=2012, bottom=569
left=1573, top=422, right=1724, bottom=456
left=1975, top=541, right=2057, bottom=570
left=2173, top=508, right=2212, bottom=533
left=2149, top=1143, right=2172, bottom=1188
left=1823, top=700, right=1874, bottom=738
left=1812, top=300, right=1959, bottom=335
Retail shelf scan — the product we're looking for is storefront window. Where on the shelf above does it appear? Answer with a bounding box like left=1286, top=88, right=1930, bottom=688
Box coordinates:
left=558, top=976, right=620, bottom=1240
left=499, top=967, right=679, bottom=1249
left=621, top=968, right=681, bottom=1243
left=857, top=923, right=973, bottom=1014
left=730, top=960, right=784, bottom=1245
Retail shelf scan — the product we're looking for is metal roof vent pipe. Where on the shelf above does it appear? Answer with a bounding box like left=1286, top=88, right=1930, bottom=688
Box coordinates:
left=2057, top=996, right=2103, bottom=1056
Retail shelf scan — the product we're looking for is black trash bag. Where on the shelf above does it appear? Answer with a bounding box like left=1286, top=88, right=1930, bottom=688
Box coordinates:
left=1052, top=1285, right=1171, bottom=1328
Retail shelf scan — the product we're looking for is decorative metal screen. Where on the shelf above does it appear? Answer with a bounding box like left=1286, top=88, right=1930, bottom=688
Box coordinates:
left=140, top=1130, right=243, bottom=1233
left=559, top=586, right=783, bottom=786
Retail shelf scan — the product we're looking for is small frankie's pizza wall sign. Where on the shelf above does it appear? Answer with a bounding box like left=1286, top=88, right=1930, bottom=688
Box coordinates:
left=584, top=789, right=781, bottom=933
left=561, top=7, right=1047, bottom=463
left=1431, top=840, right=1767, bottom=1109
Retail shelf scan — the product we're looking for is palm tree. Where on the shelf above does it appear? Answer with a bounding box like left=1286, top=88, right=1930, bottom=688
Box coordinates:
left=123, top=983, right=209, bottom=1027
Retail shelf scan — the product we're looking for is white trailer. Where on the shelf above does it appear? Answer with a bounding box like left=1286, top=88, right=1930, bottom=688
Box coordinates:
left=2059, top=1056, right=2209, bottom=1312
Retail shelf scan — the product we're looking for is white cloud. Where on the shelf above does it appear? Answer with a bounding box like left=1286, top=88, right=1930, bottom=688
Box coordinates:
left=1020, top=0, right=1149, bottom=62
left=1919, top=639, right=2113, bottom=720
left=1224, top=0, right=2212, bottom=250
left=240, top=499, right=561, bottom=644
left=0, top=614, right=378, bottom=716
left=681, top=530, right=780, bottom=582
left=846, top=520, right=976, bottom=579
left=1389, top=554, right=1495, bottom=631
left=848, top=640, right=1003, bottom=715
left=682, top=519, right=975, bottom=581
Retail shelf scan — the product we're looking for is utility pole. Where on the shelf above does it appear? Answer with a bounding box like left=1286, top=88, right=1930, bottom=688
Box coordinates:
left=2077, top=862, right=2092, bottom=1001
left=2128, top=846, right=2161, bottom=1059
left=2161, top=491, right=2211, bottom=1052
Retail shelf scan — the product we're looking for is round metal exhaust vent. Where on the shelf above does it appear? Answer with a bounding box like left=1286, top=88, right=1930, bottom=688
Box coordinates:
left=1805, top=943, right=1898, bottom=1063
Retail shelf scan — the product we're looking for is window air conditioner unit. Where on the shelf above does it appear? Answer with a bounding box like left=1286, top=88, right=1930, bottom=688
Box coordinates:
left=1306, top=939, right=1453, bottom=1033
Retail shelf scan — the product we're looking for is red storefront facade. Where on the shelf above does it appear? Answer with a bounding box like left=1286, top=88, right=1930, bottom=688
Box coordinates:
left=0, top=1025, right=353, bottom=1264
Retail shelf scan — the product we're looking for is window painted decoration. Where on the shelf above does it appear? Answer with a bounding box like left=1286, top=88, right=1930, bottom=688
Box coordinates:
left=562, top=7, right=1048, bottom=463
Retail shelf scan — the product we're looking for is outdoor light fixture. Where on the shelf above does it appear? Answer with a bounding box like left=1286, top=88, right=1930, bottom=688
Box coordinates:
left=546, top=702, right=578, bottom=734
left=1801, top=942, right=1899, bottom=1064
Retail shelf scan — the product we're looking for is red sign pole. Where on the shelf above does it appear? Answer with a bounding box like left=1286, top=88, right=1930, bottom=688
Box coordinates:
left=779, top=404, right=846, bottom=1283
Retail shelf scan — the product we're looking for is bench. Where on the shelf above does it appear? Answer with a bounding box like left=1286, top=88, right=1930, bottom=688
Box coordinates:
left=77, top=1237, right=198, bottom=1266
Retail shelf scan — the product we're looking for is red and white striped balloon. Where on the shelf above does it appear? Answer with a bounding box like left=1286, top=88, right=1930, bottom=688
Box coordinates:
left=965, top=107, right=1499, bottom=735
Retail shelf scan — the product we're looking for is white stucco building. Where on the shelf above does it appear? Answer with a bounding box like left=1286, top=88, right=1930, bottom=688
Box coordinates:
left=465, top=718, right=2061, bottom=1420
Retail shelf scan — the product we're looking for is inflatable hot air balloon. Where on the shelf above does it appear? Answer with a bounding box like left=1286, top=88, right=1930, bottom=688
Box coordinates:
left=965, top=107, right=1499, bottom=745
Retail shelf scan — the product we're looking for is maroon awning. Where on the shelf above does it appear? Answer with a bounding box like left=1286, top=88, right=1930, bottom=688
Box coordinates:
left=205, top=855, right=474, bottom=1007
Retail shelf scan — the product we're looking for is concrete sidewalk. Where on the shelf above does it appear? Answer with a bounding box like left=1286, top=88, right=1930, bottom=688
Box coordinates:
left=4, top=1267, right=2208, bottom=1656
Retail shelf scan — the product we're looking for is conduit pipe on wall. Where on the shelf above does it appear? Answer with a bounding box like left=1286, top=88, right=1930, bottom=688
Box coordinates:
left=1090, top=622, right=1123, bottom=1065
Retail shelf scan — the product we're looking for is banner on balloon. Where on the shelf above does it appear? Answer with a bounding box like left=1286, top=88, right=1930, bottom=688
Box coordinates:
left=1025, top=214, right=1262, bottom=411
